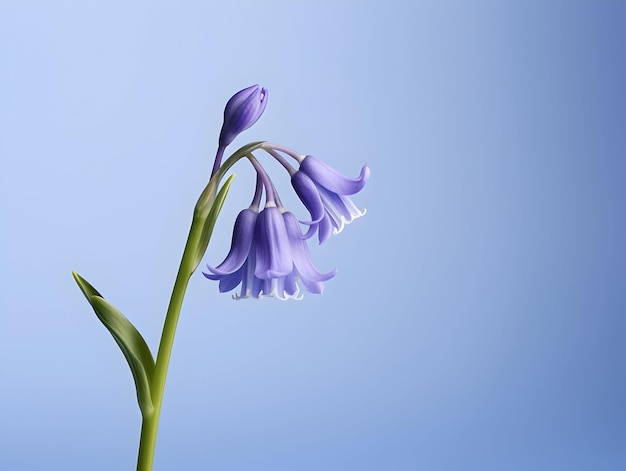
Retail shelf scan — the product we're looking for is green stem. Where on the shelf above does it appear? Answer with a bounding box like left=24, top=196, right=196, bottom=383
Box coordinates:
left=134, top=141, right=264, bottom=471
left=136, top=211, right=202, bottom=471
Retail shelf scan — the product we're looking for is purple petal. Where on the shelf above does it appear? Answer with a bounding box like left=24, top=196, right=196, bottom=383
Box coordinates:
left=283, top=212, right=336, bottom=282
left=206, top=208, right=258, bottom=275
left=222, top=85, right=258, bottom=119
left=318, top=187, right=358, bottom=221
left=299, top=277, right=324, bottom=294
left=256, top=275, right=302, bottom=300
left=202, top=271, right=220, bottom=280
left=218, top=267, right=244, bottom=293
left=262, top=278, right=274, bottom=297
left=250, top=274, right=263, bottom=299
left=318, top=212, right=334, bottom=244
left=284, top=272, right=299, bottom=297
left=235, top=258, right=263, bottom=300
left=254, top=207, right=293, bottom=279
left=291, top=171, right=324, bottom=224
left=317, top=187, right=366, bottom=235
left=202, top=267, right=242, bottom=293
left=219, top=85, right=268, bottom=147
left=302, top=224, right=317, bottom=240
left=300, top=155, right=370, bottom=195
left=230, top=87, right=267, bottom=132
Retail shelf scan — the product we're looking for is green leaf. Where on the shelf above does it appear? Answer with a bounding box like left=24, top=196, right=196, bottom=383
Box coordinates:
left=192, top=173, right=235, bottom=272
left=72, top=271, right=155, bottom=418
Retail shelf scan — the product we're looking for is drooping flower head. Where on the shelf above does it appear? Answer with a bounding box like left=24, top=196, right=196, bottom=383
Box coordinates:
left=218, top=84, right=268, bottom=148
left=204, top=206, right=336, bottom=300
left=291, top=155, right=370, bottom=244
left=204, top=159, right=336, bottom=300
left=205, top=87, right=368, bottom=300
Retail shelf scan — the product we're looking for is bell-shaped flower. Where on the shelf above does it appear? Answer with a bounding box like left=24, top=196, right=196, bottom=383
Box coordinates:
left=203, top=206, right=336, bottom=300
left=218, top=84, right=268, bottom=148
left=292, top=155, right=370, bottom=244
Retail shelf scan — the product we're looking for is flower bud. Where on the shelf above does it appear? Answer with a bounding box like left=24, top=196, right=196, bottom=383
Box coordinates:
left=218, top=84, right=268, bottom=148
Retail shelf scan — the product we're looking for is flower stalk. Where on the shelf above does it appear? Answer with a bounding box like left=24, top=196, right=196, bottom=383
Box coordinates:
left=72, top=85, right=368, bottom=471
left=136, top=142, right=262, bottom=470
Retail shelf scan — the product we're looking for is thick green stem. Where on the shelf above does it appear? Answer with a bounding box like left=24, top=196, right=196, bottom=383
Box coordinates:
left=134, top=141, right=264, bottom=471
left=136, top=212, right=202, bottom=471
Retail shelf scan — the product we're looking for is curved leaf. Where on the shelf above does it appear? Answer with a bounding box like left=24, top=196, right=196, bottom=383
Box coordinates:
left=72, top=271, right=155, bottom=418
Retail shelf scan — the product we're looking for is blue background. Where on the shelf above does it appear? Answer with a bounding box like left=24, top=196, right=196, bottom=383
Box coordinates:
left=1, top=1, right=625, bottom=470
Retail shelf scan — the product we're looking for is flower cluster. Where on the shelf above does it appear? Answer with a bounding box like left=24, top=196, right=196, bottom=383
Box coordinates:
left=204, top=85, right=369, bottom=300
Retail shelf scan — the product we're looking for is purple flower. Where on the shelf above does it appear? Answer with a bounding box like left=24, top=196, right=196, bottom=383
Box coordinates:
left=203, top=206, right=336, bottom=300
left=292, top=155, right=370, bottom=244
left=218, top=84, right=268, bottom=148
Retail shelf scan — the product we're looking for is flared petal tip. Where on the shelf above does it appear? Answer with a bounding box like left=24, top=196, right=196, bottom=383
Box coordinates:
left=361, top=163, right=371, bottom=184
left=332, top=207, right=367, bottom=235
left=203, top=263, right=236, bottom=277
left=233, top=287, right=304, bottom=301
left=300, top=155, right=370, bottom=195
left=299, top=217, right=323, bottom=226
left=202, top=270, right=219, bottom=280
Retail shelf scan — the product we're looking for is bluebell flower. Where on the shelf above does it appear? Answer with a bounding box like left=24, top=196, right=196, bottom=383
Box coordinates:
left=218, top=84, right=268, bottom=148
left=203, top=206, right=336, bottom=300
left=291, top=155, right=370, bottom=244
left=204, top=88, right=368, bottom=300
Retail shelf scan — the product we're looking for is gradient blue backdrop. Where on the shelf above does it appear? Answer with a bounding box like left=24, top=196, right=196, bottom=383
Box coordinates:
left=1, top=1, right=624, bottom=470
